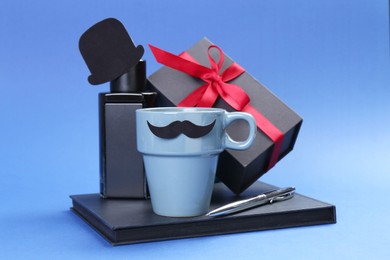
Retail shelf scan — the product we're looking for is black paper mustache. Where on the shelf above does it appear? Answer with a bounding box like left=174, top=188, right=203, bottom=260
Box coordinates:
left=147, top=120, right=216, bottom=139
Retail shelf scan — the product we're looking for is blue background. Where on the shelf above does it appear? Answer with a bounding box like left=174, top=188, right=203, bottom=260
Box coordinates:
left=1, top=0, right=389, bottom=259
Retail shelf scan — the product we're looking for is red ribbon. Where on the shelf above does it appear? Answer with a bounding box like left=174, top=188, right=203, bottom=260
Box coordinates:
left=149, top=44, right=284, bottom=171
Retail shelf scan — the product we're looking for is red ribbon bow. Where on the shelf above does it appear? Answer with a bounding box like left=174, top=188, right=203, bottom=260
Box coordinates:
left=149, top=44, right=284, bottom=171
left=149, top=45, right=249, bottom=110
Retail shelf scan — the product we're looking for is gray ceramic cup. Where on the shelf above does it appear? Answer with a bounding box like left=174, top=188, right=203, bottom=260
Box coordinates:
left=136, top=107, right=256, bottom=217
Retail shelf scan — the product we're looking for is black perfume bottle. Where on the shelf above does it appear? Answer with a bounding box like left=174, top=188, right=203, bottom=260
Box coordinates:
left=79, top=18, right=156, bottom=198
left=99, top=61, right=156, bottom=198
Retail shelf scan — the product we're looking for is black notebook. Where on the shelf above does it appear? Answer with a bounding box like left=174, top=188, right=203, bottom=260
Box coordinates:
left=70, top=182, right=336, bottom=245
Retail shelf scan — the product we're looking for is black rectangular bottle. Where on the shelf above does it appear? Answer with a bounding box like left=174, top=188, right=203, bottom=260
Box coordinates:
left=99, top=60, right=156, bottom=198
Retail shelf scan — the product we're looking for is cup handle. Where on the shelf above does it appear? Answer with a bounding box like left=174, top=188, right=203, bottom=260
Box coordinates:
left=223, top=112, right=256, bottom=150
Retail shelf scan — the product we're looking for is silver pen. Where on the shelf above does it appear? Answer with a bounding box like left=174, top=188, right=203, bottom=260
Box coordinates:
left=206, top=187, right=295, bottom=217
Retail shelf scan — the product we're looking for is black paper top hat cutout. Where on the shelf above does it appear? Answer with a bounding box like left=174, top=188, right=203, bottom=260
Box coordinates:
left=79, top=18, right=144, bottom=85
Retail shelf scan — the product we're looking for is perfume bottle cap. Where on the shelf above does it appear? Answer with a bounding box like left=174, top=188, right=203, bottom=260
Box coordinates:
left=110, top=60, right=146, bottom=93
left=79, top=18, right=144, bottom=85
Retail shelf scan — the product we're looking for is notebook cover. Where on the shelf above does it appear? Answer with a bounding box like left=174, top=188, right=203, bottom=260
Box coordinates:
left=70, top=182, right=336, bottom=245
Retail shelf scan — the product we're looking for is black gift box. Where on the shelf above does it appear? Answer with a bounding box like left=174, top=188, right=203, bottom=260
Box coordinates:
left=147, top=37, right=302, bottom=194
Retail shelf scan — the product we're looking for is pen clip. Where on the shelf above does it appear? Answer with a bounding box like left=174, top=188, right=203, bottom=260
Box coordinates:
left=268, top=189, right=295, bottom=204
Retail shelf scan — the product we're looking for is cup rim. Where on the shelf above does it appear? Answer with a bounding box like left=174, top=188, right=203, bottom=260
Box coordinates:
left=137, top=107, right=226, bottom=114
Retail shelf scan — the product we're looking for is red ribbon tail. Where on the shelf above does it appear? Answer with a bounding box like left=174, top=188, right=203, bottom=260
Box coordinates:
left=149, top=44, right=212, bottom=78
left=242, top=104, right=284, bottom=171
